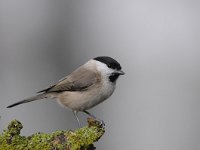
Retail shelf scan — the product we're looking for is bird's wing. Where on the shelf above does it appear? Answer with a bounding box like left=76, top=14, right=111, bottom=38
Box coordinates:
left=37, top=67, right=99, bottom=93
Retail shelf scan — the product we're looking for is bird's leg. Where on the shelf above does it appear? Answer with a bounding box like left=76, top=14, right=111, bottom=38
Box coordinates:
left=83, top=110, right=105, bottom=127
left=73, top=110, right=81, bottom=128
left=83, top=110, right=96, bottom=119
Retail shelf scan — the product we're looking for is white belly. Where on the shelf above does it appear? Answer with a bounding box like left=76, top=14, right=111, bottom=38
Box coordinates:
left=57, top=82, right=116, bottom=111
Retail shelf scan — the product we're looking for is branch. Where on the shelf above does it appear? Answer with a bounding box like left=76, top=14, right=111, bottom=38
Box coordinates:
left=0, top=118, right=105, bottom=150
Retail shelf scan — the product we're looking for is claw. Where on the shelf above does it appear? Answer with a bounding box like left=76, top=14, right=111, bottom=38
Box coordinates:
left=98, top=119, right=105, bottom=128
left=87, top=117, right=105, bottom=128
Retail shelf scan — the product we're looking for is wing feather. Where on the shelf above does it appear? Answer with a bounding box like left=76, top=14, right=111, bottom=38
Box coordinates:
left=38, top=67, right=98, bottom=93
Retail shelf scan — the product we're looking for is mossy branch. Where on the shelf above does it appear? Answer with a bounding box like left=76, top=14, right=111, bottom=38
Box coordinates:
left=0, top=118, right=105, bottom=150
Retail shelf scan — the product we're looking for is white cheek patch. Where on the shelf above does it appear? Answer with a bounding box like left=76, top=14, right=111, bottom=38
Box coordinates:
left=95, top=61, right=114, bottom=77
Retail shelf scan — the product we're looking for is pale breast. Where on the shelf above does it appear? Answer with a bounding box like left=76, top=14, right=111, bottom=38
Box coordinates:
left=56, top=59, right=116, bottom=111
left=57, top=81, right=115, bottom=111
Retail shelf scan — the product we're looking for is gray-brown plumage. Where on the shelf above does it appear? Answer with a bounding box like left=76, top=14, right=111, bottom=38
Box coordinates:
left=7, top=56, right=124, bottom=127
left=38, top=66, right=100, bottom=93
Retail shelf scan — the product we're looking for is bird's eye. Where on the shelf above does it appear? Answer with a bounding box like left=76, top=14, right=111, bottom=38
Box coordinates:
left=107, top=64, right=111, bottom=68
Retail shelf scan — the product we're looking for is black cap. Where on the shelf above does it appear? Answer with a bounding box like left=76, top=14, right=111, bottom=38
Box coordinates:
left=93, top=56, right=122, bottom=70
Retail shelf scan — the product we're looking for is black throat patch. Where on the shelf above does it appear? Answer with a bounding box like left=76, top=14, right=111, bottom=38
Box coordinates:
left=109, top=73, right=120, bottom=82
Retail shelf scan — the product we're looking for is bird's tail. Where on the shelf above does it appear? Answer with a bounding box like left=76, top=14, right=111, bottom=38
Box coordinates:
left=7, top=93, right=47, bottom=108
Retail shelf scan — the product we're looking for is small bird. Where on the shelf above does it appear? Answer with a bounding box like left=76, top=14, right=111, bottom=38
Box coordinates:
left=7, top=56, right=124, bottom=127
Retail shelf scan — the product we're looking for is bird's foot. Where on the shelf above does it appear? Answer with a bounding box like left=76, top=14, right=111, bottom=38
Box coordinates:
left=87, top=117, right=105, bottom=128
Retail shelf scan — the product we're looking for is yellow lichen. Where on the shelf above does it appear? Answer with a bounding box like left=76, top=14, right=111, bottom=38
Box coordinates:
left=0, top=118, right=105, bottom=150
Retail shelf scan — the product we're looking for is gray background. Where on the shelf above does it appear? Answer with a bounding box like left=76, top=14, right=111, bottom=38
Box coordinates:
left=1, top=0, right=200, bottom=150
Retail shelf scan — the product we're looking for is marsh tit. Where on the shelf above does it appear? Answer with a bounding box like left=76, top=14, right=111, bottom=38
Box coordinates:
left=7, top=56, right=125, bottom=127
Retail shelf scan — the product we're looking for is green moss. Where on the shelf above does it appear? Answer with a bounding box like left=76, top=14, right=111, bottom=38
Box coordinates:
left=0, top=118, right=105, bottom=150
left=0, top=120, right=28, bottom=150
left=67, top=126, right=104, bottom=150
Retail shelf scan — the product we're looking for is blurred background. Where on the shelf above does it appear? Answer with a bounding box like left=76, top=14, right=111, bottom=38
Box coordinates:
left=1, top=0, right=200, bottom=149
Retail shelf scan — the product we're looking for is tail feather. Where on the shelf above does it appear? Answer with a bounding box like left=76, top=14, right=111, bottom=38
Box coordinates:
left=7, top=93, right=47, bottom=108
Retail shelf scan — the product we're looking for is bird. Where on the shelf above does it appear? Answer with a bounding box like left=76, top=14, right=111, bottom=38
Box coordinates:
left=7, top=56, right=125, bottom=127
